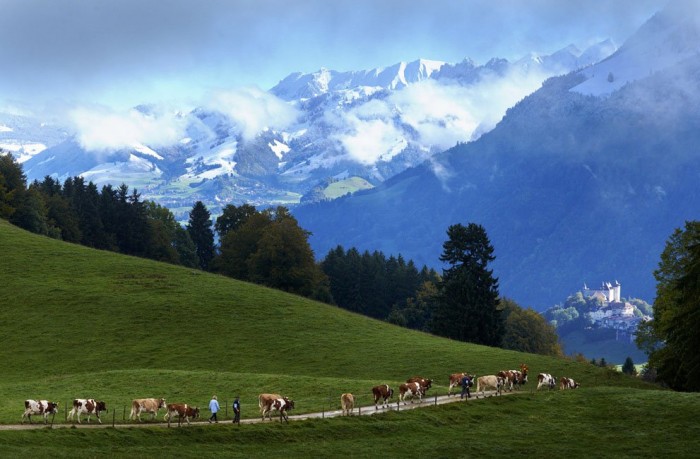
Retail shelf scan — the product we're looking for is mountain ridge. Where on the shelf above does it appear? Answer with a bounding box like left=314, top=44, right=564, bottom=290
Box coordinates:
left=292, top=5, right=700, bottom=308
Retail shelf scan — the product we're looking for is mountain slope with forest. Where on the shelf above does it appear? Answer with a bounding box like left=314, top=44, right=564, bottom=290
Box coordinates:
left=293, top=4, right=700, bottom=309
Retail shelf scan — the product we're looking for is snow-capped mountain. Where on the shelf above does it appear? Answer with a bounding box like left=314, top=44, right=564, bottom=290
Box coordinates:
left=573, top=2, right=700, bottom=96
left=0, top=112, right=69, bottom=163
left=292, top=0, right=700, bottom=308
left=8, top=41, right=616, bottom=218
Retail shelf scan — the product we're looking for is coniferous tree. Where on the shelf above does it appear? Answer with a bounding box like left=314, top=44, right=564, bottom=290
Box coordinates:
left=638, top=221, right=700, bottom=391
left=0, top=152, right=27, bottom=223
left=622, top=356, right=637, bottom=376
left=187, top=201, right=215, bottom=271
left=174, top=225, right=199, bottom=268
left=430, top=223, right=503, bottom=346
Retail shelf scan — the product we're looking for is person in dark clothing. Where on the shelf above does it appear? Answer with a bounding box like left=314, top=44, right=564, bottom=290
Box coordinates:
left=232, top=396, right=240, bottom=424
left=460, top=374, right=473, bottom=399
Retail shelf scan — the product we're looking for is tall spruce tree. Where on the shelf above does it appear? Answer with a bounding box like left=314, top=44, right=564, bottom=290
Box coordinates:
left=187, top=201, right=215, bottom=271
left=430, top=223, right=503, bottom=346
left=639, top=221, right=700, bottom=391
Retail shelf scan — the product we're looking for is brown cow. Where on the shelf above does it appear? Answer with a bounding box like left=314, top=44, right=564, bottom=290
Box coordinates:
left=406, top=376, right=433, bottom=395
left=259, top=394, right=294, bottom=422
left=258, top=393, right=282, bottom=419
left=399, top=381, right=423, bottom=405
left=68, top=399, right=107, bottom=424
left=559, top=377, right=580, bottom=390
left=164, top=403, right=200, bottom=427
left=448, top=373, right=470, bottom=396
left=340, top=393, right=354, bottom=416
left=371, top=385, right=394, bottom=410
left=130, top=398, right=166, bottom=421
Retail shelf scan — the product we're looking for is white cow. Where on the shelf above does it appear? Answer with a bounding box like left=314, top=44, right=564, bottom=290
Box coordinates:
left=68, top=398, right=107, bottom=424
left=475, top=375, right=503, bottom=398
left=22, top=400, right=59, bottom=424
left=537, top=373, right=557, bottom=390
left=130, top=398, right=166, bottom=421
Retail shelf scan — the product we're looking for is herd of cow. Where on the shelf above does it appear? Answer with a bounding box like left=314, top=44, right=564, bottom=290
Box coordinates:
left=19, top=364, right=581, bottom=426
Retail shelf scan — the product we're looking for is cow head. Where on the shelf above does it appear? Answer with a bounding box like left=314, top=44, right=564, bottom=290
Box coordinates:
left=423, top=379, right=433, bottom=389
left=286, top=399, right=295, bottom=410
left=388, top=388, right=394, bottom=399
left=189, top=407, right=200, bottom=419
left=47, top=402, right=59, bottom=414
left=96, top=401, right=107, bottom=413
left=158, top=398, right=166, bottom=409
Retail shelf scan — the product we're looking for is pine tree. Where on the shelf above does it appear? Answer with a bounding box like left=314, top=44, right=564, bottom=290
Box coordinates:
left=622, top=356, right=637, bottom=375
left=187, top=201, right=215, bottom=271
left=430, top=223, right=503, bottom=346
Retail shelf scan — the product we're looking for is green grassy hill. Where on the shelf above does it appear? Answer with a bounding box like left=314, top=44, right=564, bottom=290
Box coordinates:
left=1, top=219, right=698, bottom=457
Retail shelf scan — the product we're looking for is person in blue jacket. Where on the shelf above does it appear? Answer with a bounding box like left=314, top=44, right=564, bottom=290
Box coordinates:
left=209, top=395, right=220, bottom=423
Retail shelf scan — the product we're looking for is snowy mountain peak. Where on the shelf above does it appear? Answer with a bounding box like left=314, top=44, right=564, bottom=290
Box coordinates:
left=572, top=1, right=700, bottom=96
left=270, top=58, right=447, bottom=100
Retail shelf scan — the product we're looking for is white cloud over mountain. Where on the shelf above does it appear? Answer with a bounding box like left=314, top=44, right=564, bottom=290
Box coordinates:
left=205, top=87, right=301, bottom=141
left=69, top=106, right=188, bottom=151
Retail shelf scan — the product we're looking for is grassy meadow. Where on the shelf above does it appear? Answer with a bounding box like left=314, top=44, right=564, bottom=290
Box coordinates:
left=1, top=218, right=698, bottom=457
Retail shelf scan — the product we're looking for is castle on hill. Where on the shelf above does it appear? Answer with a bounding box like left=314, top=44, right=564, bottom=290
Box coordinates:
left=580, top=281, right=649, bottom=341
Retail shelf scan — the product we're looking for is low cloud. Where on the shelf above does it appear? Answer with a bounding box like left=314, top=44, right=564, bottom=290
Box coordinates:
left=327, top=99, right=406, bottom=165
left=327, top=66, right=551, bottom=164
left=69, top=106, right=188, bottom=151
left=205, top=87, right=300, bottom=141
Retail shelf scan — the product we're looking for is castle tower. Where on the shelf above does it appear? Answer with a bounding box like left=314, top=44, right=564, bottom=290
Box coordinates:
left=614, top=280, right=621, bottom=302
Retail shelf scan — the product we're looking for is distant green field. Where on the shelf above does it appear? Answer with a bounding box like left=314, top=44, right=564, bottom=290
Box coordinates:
left=322, top=176, right=374, bottom=199
left=1, top=219, right=695, bottom=457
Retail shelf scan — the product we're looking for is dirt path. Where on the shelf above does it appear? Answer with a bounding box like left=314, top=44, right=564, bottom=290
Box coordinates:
left=0, top=390, right=512, bottom=430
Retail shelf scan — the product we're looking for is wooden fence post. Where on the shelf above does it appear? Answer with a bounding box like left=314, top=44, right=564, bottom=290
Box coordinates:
left=112, top=408, right=115, bottom=428
left=123, top=405, right=126, bottom=421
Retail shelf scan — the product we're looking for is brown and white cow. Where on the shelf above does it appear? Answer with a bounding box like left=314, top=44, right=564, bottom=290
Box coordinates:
left=537, top=373, right=557, bottom=390
left=406, top=376, right=432, bottom=395
left=475, top=375, right=503, bottom=398
left=497, top=370, right=515, bottom=392
left=22, top=400, right=59, bottom=424
left=340, top=393, right=354, bottom=416
left=68, top=399, right=107, bottom=424
left=129, top=398, right=166, bottom=421
left=399, top=381, right=423, bottom=405
left=371, top=385, right=394, bottom=410
left=448, top=373, right=471, bottom=396
left=258, top=393, right=282, bottom=419
left=559, top=377, right=580, bottom=390
left=164, top=403, right=200, bottom=427
left=259, top=394, right=294, bottom=422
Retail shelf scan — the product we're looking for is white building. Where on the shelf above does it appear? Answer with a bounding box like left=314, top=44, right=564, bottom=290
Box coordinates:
left=582, top=280, right=621, bottom=303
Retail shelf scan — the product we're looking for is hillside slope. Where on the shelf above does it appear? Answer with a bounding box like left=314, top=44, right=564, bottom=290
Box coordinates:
left=0, top=219, right=651, bottom=423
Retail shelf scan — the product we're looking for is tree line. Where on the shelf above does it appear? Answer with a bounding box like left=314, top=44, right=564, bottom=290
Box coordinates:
left=1, top=152, right=561, bottom=357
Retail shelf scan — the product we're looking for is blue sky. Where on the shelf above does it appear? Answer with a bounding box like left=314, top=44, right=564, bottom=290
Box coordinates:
left=0, top=0, right=667, bottom=111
